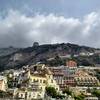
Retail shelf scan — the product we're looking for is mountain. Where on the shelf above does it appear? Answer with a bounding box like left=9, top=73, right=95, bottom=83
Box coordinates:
left=0, top=43, right=100, bottom=71
left=0, top=47, right=20, bottom=57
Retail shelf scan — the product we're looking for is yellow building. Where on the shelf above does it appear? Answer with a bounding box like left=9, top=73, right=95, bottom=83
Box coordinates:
left=16, top=64, right=61, bottom=99
left=45, top=68, right=60, bottom=92
left=22, top=64, right=60, bottom=99
left=0, top=76, right=7, bottom=91
left=28, top=75, right=46, bottom=99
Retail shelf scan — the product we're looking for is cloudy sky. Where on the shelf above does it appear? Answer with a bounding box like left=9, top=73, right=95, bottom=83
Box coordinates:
left=0, top=0, right=100, bottom=48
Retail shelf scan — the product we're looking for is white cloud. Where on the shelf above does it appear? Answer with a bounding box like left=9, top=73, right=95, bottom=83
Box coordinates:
left=0, top=10, right=100, bottom=48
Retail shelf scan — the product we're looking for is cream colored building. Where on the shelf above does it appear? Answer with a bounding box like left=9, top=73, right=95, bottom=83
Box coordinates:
left=0, top=76, right=7, bottom=91
left=75, top=70, right=99, bottom=86
left=46, top=68, right=60, bottom=92
left=17, top=89, right=26, bottom=99
left=71, top=87, right=87, bottom=95
left=17, top=64, right=60, bottom=99
left=17, top=88, right=44, bottom=100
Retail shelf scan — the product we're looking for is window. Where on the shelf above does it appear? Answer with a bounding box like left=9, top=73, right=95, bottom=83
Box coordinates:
left=43, top=80, right=46, bottom=83
left=33, top=79, right=35, bottom=82
left=51, top=79, right=53, bottom=83
left=49, top=75, right=51, bottom=78
left=40, top=87, right=42, bottom=90
left=21, top=94, right=23, bottom=98
left=29, top=94, right=31, bottom=98
left=40, top=79, right=42, bottom=83
left=37, top=79, right=39, bottom=82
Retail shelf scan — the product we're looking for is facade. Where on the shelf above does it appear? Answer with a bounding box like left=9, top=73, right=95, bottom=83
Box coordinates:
left=66, top=60, right=77, bottom=68
left=49, top=60, right=78, bottom=88
left=8, top=88, right=18, bottom=98
left=85, top=96, right=98, bottom=100
left=75, top=77, right=99, bottom=86
left=84, top=93, right=99, bottom=100
left=0, top=76, right=7, bottom=91
left=49, top=67, right=64, bottom=90
left=64, top=75, right=75, bottom=86
left=46, top=71, right=60, bottom=92
left=0, top=62, right=99, bottom=99
left=17, top=88, right=45, bottom=99
left=71, top=87, right=87, bottom=95
left=64, top=60, right=77, bottom=87
left=17, top=89, right=26, bottom=99
left=16, top=64, right=60, bottom=99
left=75, top=70, right=99, bottom=86
left=28, top=74, right=46, bottom=99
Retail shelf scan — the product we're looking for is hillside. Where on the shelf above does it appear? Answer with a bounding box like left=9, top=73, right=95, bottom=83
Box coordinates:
left=0, top=47, right=20, bottom=57
left=0, top=43, right=100, bottom=71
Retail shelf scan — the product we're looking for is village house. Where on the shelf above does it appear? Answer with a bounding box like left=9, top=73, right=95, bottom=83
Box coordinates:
left=75, top=70, right=99, bottom=87
left=49, top=67, right=65, bottom=90
left=16, top=64, right=60, bottom=99
left=64, top=60, right=77, bottom=86
left=0, top=76, right=7, bottom=91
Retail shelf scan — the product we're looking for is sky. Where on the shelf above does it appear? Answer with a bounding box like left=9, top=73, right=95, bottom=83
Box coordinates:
left=0, top=0, right=100, bottom=48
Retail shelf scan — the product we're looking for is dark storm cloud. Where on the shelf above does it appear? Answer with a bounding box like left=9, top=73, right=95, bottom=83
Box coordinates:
left=0, top=10, right=100, bottom=48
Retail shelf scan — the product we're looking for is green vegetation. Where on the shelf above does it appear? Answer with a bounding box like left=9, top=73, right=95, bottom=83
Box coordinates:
left=74, top=94, right=85, bottom=100
left=0, top=43, right=98, bottom=72
left=47, top=55, right=66, bottom=66
left=46, top=87, right=65, bottom=99
left=46, top=87, right=58, bottom=98
left=0, top=90, right=13, bottom=98
left=63, top=87, right=72, bottom=96
left=91, top=89, right=100, bottom=98
left=6, top=73, right=14, bottom=88
left=95, top=69, right=100, bottom=81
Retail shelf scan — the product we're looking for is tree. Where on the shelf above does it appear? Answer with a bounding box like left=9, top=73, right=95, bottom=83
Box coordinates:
left=46, top=87, right=65, bottom=99
left=63, top=87, right=72, bottom=96
left=0, top=90, right=13, bottom=98
left=91, top=89, right=100, bottom=98
left=45, top=87, right=57, bottom=98
left=74, top=94, right=85, bottom=100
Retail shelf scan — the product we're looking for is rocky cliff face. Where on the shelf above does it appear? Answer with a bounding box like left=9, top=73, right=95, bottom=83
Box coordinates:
left=0, top=43, right=100, bottom=71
